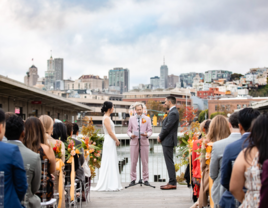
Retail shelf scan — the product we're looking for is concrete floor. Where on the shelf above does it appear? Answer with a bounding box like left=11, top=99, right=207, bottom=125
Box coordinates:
left=82, top=182, right=193, bottom=208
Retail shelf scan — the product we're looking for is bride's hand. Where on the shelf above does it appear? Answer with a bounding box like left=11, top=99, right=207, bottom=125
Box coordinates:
left=116, top=140, right=120, bottom=146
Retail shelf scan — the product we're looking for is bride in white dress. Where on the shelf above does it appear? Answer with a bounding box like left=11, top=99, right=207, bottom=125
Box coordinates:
left=91, top=101, right=123, bottom=191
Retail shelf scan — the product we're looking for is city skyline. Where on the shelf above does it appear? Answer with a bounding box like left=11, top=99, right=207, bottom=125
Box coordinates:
left=1, top=0, right=268, bottom=88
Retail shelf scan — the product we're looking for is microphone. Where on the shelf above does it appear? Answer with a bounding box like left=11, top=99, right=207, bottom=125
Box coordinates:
left=137, top=115, right=141, bottom=128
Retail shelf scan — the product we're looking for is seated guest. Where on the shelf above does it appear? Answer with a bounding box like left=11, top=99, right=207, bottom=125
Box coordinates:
left=205, top=115, right=231, bottom=208
left=40, top=115, right=65, bottom=161
left=52, top=122, right=68, bottom=143
left=24, top=117, right=56, bottom=201
left=65, top=121, right=85, bottom=182
left=65, top=121, right=74, bottom=138
left=230, top=113, right=267, bottom=207
left=0, top=109, right=28, bottom=207
left=220, top=108, right=260, bottom=208
left=210, top=112, right=241, bottom=207
left=39, top=115, right=65, bottom=208
left=5, top=114, right=41, bottom=208
left=260, top=159, right=268, bottom=208
left=72, top=123, right=80, bottom=139
left=2, top=112, right=16, bottom=142
left=198, top=119, right=212, bottom=208
left=190, top=120, right=209, bottom=208
left=71, top=122, right=85, bottom=159
left=73, top=122, right=91, bottom=201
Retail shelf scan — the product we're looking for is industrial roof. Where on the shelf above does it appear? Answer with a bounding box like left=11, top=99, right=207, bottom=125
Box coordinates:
left=0, top=75, right=91, bottom=111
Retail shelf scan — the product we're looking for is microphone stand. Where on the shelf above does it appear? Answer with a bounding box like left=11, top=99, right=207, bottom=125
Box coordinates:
left=125, top=116, right=155, bottom=189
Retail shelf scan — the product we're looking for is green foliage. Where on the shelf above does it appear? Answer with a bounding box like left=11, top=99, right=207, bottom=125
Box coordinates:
left=230, top=73, right=243, bottom=81
left=198, top=109, right=208, bottom=123
left=249, top=84, right=268, bottom=97
left=176, top=173, right=185, bottom=183
left=177, top=134, right=190, bottom=166
left=210, top=111, right=226, bottom=119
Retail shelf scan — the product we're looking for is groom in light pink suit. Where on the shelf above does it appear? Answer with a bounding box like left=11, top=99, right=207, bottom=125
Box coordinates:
left=127, top=104, right=152, bottom=186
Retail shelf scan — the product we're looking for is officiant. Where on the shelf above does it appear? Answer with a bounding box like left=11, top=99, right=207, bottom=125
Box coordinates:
left=127, top=103, right=153, bottom=186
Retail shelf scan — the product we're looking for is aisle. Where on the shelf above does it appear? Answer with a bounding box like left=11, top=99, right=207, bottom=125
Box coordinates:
left=83, top=182, right=193, bottom=208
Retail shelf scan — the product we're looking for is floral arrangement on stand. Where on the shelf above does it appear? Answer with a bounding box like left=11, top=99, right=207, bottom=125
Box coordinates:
left=64, top=139, right=80, bottom=161
left=52, top=140, right=63, bottom=159
left=79, top=117, right=104, bottom=178
left=52, top=140, right=65, bottom=208
left=177, top=121, right=200, bottom=165
left=176, top=105, right=200, bottom=184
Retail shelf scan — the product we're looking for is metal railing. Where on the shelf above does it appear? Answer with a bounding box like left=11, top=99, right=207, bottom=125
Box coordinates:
left=91, top=133, right=186, bottom=183
left=94, top=126, right=183, bottom=134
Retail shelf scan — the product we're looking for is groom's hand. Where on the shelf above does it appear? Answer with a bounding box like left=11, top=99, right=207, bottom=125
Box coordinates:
left=157, top=136, right=161, bottom=143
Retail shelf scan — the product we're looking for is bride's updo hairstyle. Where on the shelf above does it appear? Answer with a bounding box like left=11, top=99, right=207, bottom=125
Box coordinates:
left=101, top=101, right=113, bottom=113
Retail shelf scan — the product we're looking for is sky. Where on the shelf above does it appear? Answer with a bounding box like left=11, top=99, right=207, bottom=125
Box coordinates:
left=1, top=0, right=268, bottom=88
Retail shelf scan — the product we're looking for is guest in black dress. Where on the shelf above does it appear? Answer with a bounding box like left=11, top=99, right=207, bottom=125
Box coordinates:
left=24, top=117, right=56, bottom=201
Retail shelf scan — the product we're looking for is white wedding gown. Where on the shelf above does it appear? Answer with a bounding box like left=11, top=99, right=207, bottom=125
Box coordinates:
left=91, top=116, right=122, bottom=191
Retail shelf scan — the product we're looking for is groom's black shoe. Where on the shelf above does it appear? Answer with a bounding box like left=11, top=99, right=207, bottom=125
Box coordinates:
left=144, top=181, right=151, bottom=186
left=129, top=180, right=136, bottom=186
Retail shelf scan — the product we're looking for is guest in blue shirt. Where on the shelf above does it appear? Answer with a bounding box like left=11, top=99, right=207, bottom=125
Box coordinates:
left=0, top=109, right=28, bottom=208
left=219, top=108, right=260, bottom=208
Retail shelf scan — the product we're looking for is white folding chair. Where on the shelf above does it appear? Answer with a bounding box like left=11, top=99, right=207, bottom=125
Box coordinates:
left=37, top=159, right=57, bottom=208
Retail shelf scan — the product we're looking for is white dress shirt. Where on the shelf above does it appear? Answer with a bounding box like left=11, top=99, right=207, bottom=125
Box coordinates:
left=169, top=106, right=176, bottom=111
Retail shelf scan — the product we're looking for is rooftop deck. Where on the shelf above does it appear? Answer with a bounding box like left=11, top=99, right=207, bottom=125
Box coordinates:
left=83, top=182, right=193, bottom=208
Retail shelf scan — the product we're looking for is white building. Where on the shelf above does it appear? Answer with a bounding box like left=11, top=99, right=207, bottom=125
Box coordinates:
left=150, top=76, right=160, bottom=89
left=245, top=73, right=258, bottom=83
left=192, top=74, right=204, bottom=91
left=24, top=65, right=39, bottom=87
left=237, top=89, right=249, bottom=97
left=204, top=70, right=232, bottom=83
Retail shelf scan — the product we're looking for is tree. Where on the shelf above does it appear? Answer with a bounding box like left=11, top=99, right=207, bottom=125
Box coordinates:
left=180, top=106, right=198, bottom=126
left=230, top=73, right=243, bottom=81
left=198, top=109, right=208, bottom=123
left=210, top=112, right=226, bottom=119
left=178, top=105, right=185, bottom=124
left=146, top=100, right=166, bottom=116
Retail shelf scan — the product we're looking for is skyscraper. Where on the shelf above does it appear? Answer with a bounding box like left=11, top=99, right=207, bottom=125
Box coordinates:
left=45, top=56, right=64, bottom=90
left=160, top=59, right=168, bottom=89
left=24, top=65, right=39, bottom=86
left=54, top=58, right=64, bottom=80
left=168, top=74, right=179, bottom=88
left=150, top=76, right=160, bottom=89
left=45, top=56, right=56, bottom=90
left=108, top=68, right=129, bottom=94
left=103, top=76, right=109, bottom=89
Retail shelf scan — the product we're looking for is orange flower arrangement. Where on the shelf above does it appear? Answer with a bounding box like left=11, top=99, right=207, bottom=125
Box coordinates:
left=205, top=143, right=213, bottom=165
left=142, top=118, right=146, bottom=124
left=78, top=117, right=104, bottom=178
left=52, top=141, right=62, bottom=158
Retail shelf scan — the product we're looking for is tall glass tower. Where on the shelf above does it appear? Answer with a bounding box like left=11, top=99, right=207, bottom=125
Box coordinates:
left=108, top=68, right=129, bottom=94
left=160, top=58, right=168, bottom=89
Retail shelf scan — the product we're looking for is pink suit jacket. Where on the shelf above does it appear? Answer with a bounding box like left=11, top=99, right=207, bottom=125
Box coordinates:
left=127, top=115, right=153, bottom=146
